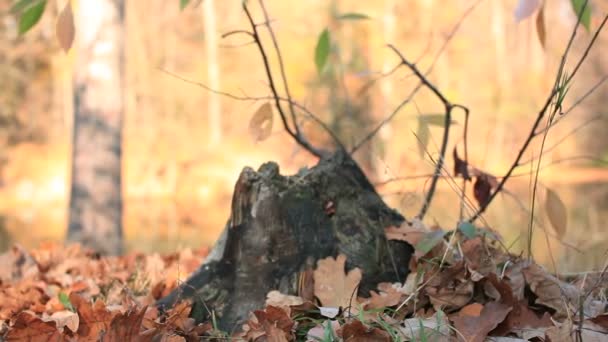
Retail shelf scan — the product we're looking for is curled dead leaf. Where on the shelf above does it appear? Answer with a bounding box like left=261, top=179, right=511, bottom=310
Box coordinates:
left=451, top=301, right=512, bottom=342
left=249, top=102, right=274, bottom=142
left=522, top=263, right=581, bottom=319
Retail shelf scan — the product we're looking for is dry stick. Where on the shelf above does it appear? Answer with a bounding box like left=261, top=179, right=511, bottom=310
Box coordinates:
left=351, top=0, right=481, bottom=155
left=529, top=0, right=595, bottom=270
left=242, top=2, right=327, bottom=158
left=533, top=75, right=608, bottom=137
left=257, top=0, right=300, bottom=138
left=469, top=13, right=608, bottom=223
left=387, top=45, right=469, bottom=219
left=519, top=114, right=603, bottom=166
left=160, top=69, right=345, bottom=152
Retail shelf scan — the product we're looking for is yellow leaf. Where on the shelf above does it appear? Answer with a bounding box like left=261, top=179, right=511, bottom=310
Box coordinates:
left=536, top=4, right=546, bottom=49
left=545, top=187, right=567, bottom=239
left=56, top=1, right=75, bottom=53
left=248, top=102, right=273, bottom=142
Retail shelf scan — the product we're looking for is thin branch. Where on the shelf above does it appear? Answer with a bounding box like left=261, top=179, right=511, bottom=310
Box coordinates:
left=351, top=0, right=481, bottom=155
left=521, top=114, right=602, bottom=166
left=385, top=45, right=470, bottom=220
left=242, top=2, right=327, bottom=158
left=469, top=12, right=608, bottom=222
left=257, top=0, right=300, bottom=137
left=161, top=69, right=345, bottom=151
left=563, top=75, right=608, bottom=115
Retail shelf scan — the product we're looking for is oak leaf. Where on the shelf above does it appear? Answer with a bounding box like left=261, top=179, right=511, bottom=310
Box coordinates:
left=313, top=254, right=362, bottom=309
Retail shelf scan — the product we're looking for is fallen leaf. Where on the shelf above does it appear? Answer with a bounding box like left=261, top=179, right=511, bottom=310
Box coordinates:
left=400, top=310, right=451, bottom=341
left=249, top=102, right=274, bottom=142
left=385, top=219, right=430, bottom=247
left=451, top=301, right=512, bottom=342
left=314, top=254, right=362, bottom=308
left=266, top=290, right=304, bottom=308
left=522, top=263, right=581, bottom=319
left=425, top=262, right=473, bottom=312
left=340, top=319, right=391, bottom=341
left=459, top=303, right=483, bottom=317
left=365, top=283, right=404, bottom=310
left=5, top=311, right=64, bottom=342
left=319, top=306, right=340, bottom=319
left=0, top=244, right=39, bottom=282
left=70, top=293, right=117, bottom=340
left=307, top=320, right=340, bottom=341
left=105, top=306, right=147, bottom=342
left=42, top=310, right=79, bottom=333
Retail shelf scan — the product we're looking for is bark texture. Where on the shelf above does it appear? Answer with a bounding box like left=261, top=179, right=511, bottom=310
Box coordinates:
left=67, top=0, right=125, bottom=255
left=157, top=151, right=413, bottom=332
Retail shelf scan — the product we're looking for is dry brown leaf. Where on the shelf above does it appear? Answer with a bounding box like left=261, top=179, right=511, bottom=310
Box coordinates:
left=504, top=260, right=527, bottom=301
left=56, top=1, right=75, bottom=52
left=5, top=311, right=64, bottom=342
left=249, top=102, right=274, bottom=142
left=536, top=4, right=546, bottom=48
left=424, top=262, right=473, bottom=312
left=313, top=254, right=362, bottom=308
left=400, top=310, right=450, bottom=341
left=340, top=319, right=391, bottom=341
left=105, top=306, right=147, bottom=342
left=545, top=187, right=567, bottom=239
left=0, top=244, right=39, bottom=283
left=462, top=237, right=499, bottom=280
left=459, top=303, right=483, bottom=317
left=307, top=320, right=340, bottom=341
left=266, top=290, right=304, bottom=308
left=250, top=306, right=294, bottom=341
left=493, top=300, right=552, bottom=337
left=451, top=301, right=512, bottom=342
left=522, top=263, right=581, bottom=319
left=545, top=319, right=573, bottom=342
left=385, top=219, right=429, bottom=247
left=426, top=279, right=473, bottom=312
left=42, top=310, right=79, bottom=333
left=70, top=293, right=118, bottom=340
left=365, top=283, right=404, bottom=310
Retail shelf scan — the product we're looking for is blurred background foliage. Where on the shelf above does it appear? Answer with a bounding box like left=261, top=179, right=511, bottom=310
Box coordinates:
left=0, top=0, right=606, bottom=272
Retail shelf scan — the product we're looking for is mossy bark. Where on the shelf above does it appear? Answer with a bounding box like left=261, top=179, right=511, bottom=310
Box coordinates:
left=156, top=151, right=413, bottom=332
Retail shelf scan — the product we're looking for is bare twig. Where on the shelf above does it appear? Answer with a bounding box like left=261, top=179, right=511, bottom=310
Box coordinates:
left=161, top=69, right=345, bottom=151
left=257, top=0, right=300, bottom=137
left=521, top=114, right=603, bottom=166
left=386, top=45, right=470, bottom=220
left=351, top=0, right=481, bottom=155
left=469, top=12, right=608, bottom=222
left=242, top=2, right=329, bottom=158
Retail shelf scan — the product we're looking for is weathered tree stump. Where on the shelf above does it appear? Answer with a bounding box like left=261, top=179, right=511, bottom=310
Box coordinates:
left=157, top=151, right=413, bottom=331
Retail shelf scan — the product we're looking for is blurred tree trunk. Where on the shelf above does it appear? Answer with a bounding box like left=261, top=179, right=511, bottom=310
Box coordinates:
left=203, top=0, right=222, bottom=145
left=67, top=0, right=125, bottom=255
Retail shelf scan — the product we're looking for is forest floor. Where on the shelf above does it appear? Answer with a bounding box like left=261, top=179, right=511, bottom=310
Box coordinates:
left=1, top=221, right=607, bottom=341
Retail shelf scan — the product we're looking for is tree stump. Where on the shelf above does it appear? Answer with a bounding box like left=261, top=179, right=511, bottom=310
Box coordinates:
left=157, top=151, right=413, bottom=332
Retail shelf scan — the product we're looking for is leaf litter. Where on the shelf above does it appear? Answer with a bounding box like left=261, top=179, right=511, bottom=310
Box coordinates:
left=0, top=220, right=607, bottom=341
